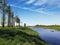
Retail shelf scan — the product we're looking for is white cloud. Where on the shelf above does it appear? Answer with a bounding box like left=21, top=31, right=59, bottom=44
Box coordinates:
left=26, top=0, right=48, bottom=5
left=10, top=0, right=60, bottom=9
left=26, top=0, right=35, bottom=4
left=10, top=4, right=29, bottom=10
left=46, top=0, right=60, bottom=7
left=10, top=4, right=51, bottom=15
left=26, top=0, right=60, bottom=8
left=34, top=0, right=48, bottom=6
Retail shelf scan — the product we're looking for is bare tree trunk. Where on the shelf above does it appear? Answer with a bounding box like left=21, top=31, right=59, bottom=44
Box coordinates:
left=2, top=9, right=5, bottom=27
left=8, top=13, right=11, bottom=27
left=2, top=0, right=6, bottom=28
left=8, top=5, right=11, bottom=27
left=11, top=12, right=14, bottom=27
left=19, top=22, right=20, bottom=27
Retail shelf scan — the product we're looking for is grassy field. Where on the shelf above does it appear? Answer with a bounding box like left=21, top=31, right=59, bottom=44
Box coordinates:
left=0, top=27, right=48, bottom=45
left=34, top=25, right=60, bottom=31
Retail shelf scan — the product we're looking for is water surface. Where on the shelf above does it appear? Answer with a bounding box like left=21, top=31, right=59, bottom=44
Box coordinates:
left=32, top=28, right=60, bottom=45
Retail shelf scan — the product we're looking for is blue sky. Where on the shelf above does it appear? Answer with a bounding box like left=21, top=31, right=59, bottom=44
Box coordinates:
left=7, top=0, right=60, bottom=26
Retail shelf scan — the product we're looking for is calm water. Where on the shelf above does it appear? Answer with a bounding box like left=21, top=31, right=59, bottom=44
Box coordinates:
left=32, top=28, right=60, bottom=45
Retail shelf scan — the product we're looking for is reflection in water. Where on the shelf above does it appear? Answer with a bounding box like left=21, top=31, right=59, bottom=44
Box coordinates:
left=32, top=28, right=60, bottom=45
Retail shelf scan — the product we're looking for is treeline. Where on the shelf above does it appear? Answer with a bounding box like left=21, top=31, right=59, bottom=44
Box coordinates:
left=35, top=25, right=60, bottom=27
left=0, top=0, right=20, bottom=28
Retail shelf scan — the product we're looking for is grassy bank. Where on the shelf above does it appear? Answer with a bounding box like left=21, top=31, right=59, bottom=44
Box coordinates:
left=34, top=25, right=60, bottom=31
left=0, top=27, right=48, bottom=45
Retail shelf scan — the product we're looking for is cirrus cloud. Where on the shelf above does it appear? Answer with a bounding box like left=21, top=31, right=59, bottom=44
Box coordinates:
left=8, top=0, right=60, bottom=15
left=26, top=0, right=35, bottom=4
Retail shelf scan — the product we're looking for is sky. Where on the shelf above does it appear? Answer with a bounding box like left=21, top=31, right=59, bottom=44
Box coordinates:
left=6, top=0, right=60, bottom=26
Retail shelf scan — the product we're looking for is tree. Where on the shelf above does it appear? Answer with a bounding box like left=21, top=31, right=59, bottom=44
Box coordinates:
left=24, top=23, right=26, bottom=28
left=11, top=12, right=14, bottom=27
left=0, top=0, right=2, bottom=26
left=2, top=0, right=7, bottom=27
left=15, top=16, right=20, bottom=27
left=7, top=5, right=11, bottom=27
left=0, top=0, right=16, bottom=27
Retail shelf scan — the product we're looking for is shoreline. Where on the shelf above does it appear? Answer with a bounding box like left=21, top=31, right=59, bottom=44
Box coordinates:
left=33, top=26, right=60, bottom=31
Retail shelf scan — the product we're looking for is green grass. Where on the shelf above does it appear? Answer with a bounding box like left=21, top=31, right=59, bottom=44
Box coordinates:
left=0, top=27, right=48, bottom=45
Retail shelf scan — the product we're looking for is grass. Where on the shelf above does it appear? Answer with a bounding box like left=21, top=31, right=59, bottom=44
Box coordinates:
left=0, top=27, right=48, bottom=45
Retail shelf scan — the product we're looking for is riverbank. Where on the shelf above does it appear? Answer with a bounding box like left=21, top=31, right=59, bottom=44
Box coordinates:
left=34, top=25, right=60, bottom=31
left=0, top=27, right=48, bottom=45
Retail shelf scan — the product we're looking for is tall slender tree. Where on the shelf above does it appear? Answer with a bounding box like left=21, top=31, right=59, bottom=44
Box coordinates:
left=11, top=12, right=14, bottom=27
left=2, top=0, right=7, bottom=27
left=24, top=23, right=26, bottom=28
left=7, top=5, right=11, bottom=27
left=15, top=16, right=20, bottom=27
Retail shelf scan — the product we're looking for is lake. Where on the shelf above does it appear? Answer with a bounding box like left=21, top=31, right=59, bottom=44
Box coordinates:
left=32, top=28, right=60, bottom=45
